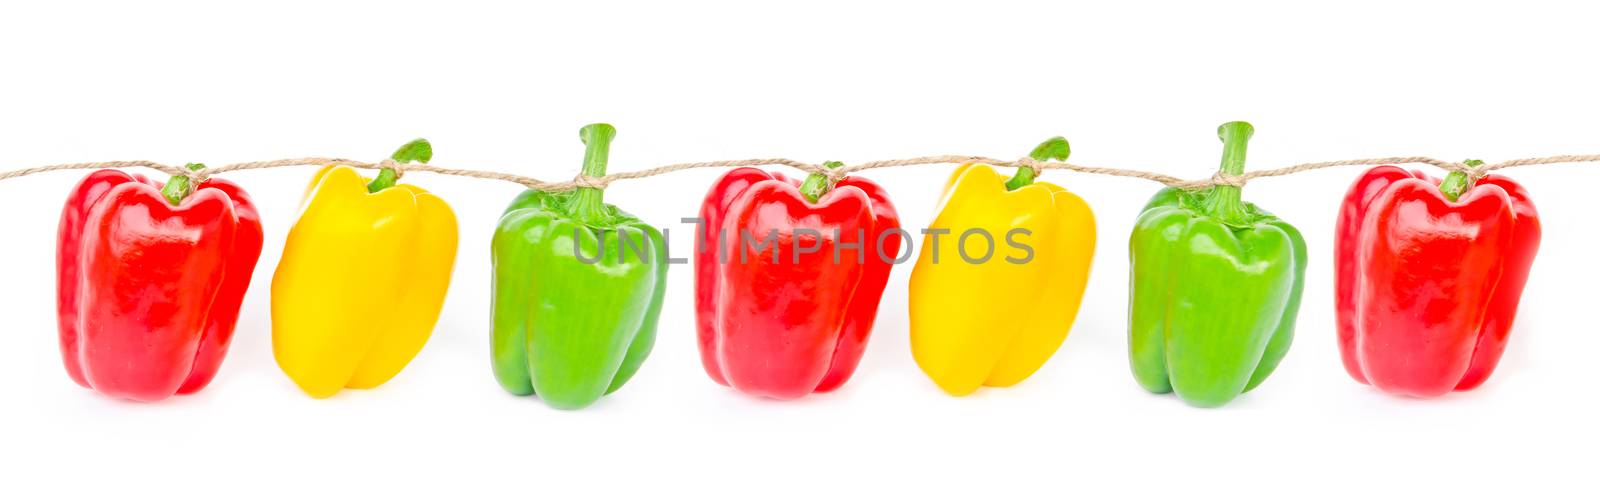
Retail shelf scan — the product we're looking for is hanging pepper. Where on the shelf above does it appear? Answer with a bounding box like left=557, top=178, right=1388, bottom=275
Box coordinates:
left=271, top=139, right=459, bottom=398
left=908, top=137, right=1095, bottom=396
left=1335, top=162, right=1540, bottom=397
left=695, top=162, right=901, bottom=399
left=56, top=166, right=263, bottom=401
left=491, top=124, right=667, bottom=410
left=1128, top=121, right=1307, bottom=408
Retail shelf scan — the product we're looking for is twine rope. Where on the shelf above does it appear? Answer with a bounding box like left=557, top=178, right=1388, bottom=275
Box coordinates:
left=2, top=152, right=1597, bottom=191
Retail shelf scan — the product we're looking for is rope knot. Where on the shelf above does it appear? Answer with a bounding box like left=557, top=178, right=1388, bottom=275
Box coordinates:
left=820, top=162, right=846, bottom=184
left=1019, top=156, right=1046, bottom=174
left=175, top=164, right=208, bottom=185
left=1449, top=161, right=1490, bottom=182
left=379, top=158, right=407, bottom=180
left=573, top=174, right=609, bottom=190
left=1210, top=171, right=1247, bottom=187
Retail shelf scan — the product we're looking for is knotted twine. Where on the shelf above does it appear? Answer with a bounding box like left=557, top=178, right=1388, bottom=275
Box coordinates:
left=2, top=153, right=1596, bottom=191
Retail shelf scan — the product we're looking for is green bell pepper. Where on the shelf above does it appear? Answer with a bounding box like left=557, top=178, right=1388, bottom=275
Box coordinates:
left=490, top=123, right=668, bottom=410
left=1127, top=121, right=1307, bottom=408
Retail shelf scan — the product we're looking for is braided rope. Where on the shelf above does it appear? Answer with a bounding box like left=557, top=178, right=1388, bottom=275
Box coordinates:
left=4, top=153, right=1596, bottom=191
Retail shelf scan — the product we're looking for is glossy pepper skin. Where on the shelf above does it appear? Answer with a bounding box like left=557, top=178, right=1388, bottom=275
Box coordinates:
left=271, top=139, right=459, bottom=398
left=57, top=166, right=263, bottom=401
left=1335, top=162, right=1540, bottom=397
left=695, top=161, right=901, bottom=399
left=491, top=124, right=667, bottom=410
left=909, top=137, right=1095, bottom=396
left=1128, top=122, right=1307, bottom=408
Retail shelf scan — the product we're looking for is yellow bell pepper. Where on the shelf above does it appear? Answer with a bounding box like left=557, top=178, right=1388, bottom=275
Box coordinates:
left=271, top=139, right=458, bottom=398
left=908, top=137, right=1095, bottom=396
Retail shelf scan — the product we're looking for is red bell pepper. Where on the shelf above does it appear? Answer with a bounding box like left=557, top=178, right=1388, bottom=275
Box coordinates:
left=1335, top=161, right=1540, bottom=397
left=695, top=163, right=901, bottom=399
left=56, top=166, right=263, bottom=401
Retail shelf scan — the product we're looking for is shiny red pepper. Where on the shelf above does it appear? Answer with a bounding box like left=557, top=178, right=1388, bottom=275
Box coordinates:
left=1335, top=162, right=1540, bottom=397
left=695, top=163, right=901, bottom=399
left=56, top=167, right=264, bottom=401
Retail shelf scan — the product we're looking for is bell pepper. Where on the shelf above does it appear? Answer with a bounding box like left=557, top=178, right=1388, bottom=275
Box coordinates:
left=56, top=166, right=263, bottom=401
left=1128, top=121, right=1307, bottom=408
left=490, top=124, right=667, bottom=410
left=271, top=139, right=459, bottom=398
left=695, top=161, right=901, bottom=399
left=1335, top=161, right=1540, bottom=397
left=908, top=137, right=1096, bottom=396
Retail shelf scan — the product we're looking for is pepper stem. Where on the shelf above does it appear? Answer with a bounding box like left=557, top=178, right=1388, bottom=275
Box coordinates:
left=1201, top=121, right=1254, bottom=225
left=1004, top=136, right=1071, bottom=190
left=800, top=161, right=846, bottom=203
left=1439, top=159, right=1486, bottom=202
left=160, top=163, right=208, bottom=205
left=367, top=138, right=432, bottom=193
left=571, top=123, right=617, bottom=224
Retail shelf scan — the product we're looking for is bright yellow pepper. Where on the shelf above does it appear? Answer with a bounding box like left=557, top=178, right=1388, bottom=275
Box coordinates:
left=271, top=139, right=458, bottom=398
left=908, top=137, right=1095, bottom=396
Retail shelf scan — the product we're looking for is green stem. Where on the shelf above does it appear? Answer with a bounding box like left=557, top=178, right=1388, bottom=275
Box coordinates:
left=367, top=138, right=433, bottom=193
left=1439, top=159, right=1485, bottom=202
left=571, top=123, right=617, bottom=223
left=1004, top=136, right=1071, bottom=190
left=800, top=161, right=846, bottom=203
left=160, top=163, right=208, bottom=205
left=1202, top=121, right=1254, bottom=225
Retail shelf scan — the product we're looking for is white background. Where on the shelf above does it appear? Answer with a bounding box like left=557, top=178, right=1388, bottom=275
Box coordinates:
left=2, top=1, right=1595, bottom=479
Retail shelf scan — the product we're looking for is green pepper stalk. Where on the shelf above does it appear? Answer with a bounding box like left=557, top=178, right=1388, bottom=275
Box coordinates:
left=160, top=163, right=208, bottom=205
left=367, top=138, right=432, bottom=193
left=571, top=124, right=617, bottom=223
left=1202, top=121, right=1254, bottom=225
left=1439, top=159, right=1487, bottom=202
left=1126, top=121, right=1307, bottom=408
left=489, top=123, right=668, bottom=410
left=1004, top=136, right=1072, bottom=190
left=799, top=161, right=847, bottom=203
